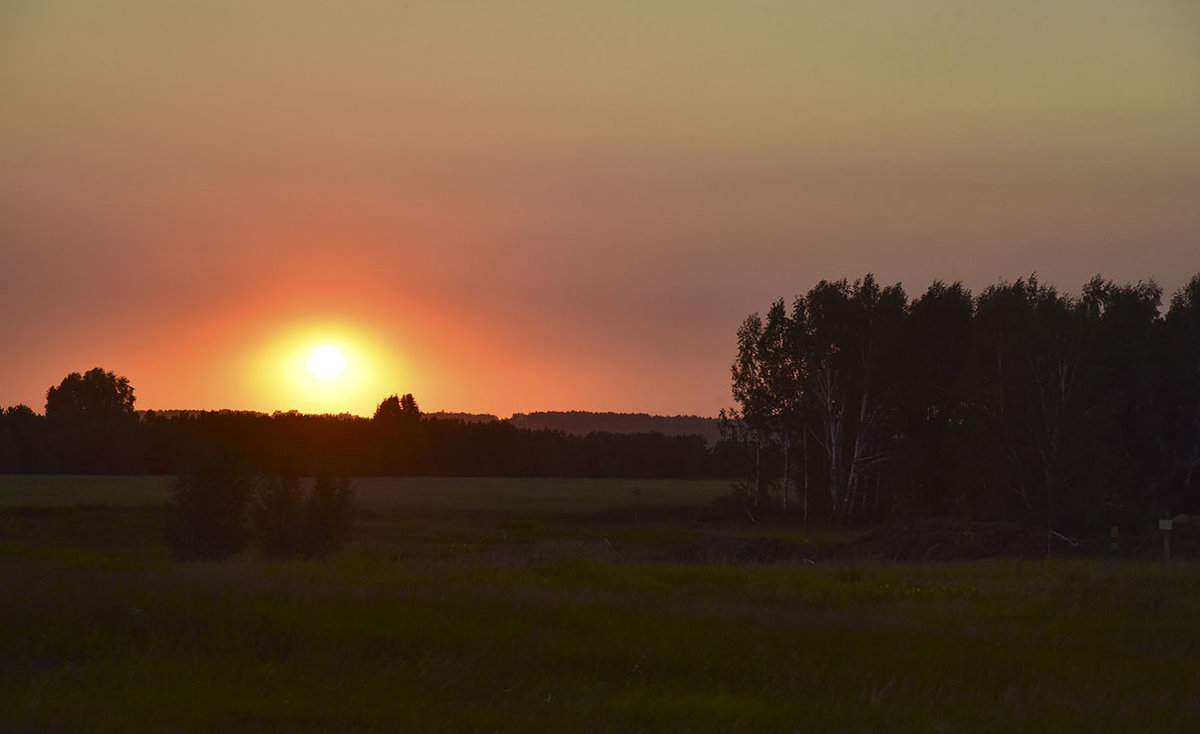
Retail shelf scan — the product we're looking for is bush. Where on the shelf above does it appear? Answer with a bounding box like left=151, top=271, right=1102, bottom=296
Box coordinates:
left=250, top=468, right=354, bottom=559
left=301, top=471, right=355, bottom=558
left=250, top=470, right=305, bottom=560
left=165, top=457, right=254, bottom=561
left=167, top=457, right=354, bottom=562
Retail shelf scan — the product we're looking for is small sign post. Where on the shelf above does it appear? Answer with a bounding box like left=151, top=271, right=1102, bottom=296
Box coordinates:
left=1159, top=519, right=1173, bottom=565
left=1110, top=526, right=1119, bottom=570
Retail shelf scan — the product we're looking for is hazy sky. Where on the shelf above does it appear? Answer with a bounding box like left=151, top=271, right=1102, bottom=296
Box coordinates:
left=3, top=1, right=1198, bottom=417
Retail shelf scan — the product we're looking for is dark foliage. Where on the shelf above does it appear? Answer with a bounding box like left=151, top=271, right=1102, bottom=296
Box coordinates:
left=0, top=405, right=51, bottom=473
left=6, top=372, right=734, bottom=480
left=167, top=452, right=355, bottom=562
left=509, top=411, right=721, bottom=444
left=250, top=464, right=355, bottom=560
left=250, top=465, right=305, bottom=560
left=302, top=471, right=354, bottom=557
left=727, top=273, right=1200, bottom=534
left=165, top=452, right=254, bottom=561
left=43, top=367, right=140, bottom=473
left=2, top=410, right=732, bottom=481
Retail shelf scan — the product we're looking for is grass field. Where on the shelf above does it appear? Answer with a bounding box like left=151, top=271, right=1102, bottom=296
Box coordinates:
left=0, top=475, right=732, bottom=514
left=2, top=475, right=1199, bottom=732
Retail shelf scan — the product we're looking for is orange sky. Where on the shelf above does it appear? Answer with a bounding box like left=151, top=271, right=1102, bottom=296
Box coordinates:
left=2, top=1, right=1198, bottom=417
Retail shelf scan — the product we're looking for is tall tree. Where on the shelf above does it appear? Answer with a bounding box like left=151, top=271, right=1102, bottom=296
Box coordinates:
left=372, top=393, right=423, bottom=474
left=0, top=405, right=49, bottom=473
left=1079, top=276, right=1164, bottom=527
left=44, top=368, right=139, bottom=473
left=730, top=300, right=803, bottom=509
left=730, top=310, right=772, bottom=506
left=798, top=275, right=907, bottom=522
left=45, top=368, right=135, bottom=422
left=894, top=281, right=975, bottom=516
left=1163, top=275, right=1200, bottom=513
left=374, top=393, right=420, bottom=422
left=970, top=277, right=1093, bottom=535
left=165, top=451, right=254, bottom=561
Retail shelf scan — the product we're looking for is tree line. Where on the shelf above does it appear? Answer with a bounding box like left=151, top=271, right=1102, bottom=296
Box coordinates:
left=726, top=273, right=1200, bottom=534
left=0, top=373, right=734, bottom=479
left=508, top=412, right=722, bottom=444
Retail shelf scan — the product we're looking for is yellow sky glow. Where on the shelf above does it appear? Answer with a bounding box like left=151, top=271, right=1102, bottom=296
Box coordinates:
left=250, top=320, right=403, bottom=416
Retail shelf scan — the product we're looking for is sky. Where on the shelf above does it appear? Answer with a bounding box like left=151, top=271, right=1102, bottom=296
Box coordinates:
left=2, top=1, right=1198, bottom=418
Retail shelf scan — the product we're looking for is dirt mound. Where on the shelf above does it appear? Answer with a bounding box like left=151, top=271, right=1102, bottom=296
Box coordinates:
left=830, top=519, right=1076, bottom=562
left=667, top=519, right=1200, bottom=565
left=668, top=535, right=806, bottom=564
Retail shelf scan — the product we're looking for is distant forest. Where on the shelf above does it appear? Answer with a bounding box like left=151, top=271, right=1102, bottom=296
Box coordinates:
left=726, top=273, right=1200, bottom=534
left=418, top=411, right=721, bottom=444
left=0, top=381, right=735, bottom=480
left=509, top=412, right=721, bottom=444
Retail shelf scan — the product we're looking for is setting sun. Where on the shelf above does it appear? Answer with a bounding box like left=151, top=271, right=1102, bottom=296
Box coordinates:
left=240, top=317, right=410, bottom=416
left=307, top=346, right=346, bottom=380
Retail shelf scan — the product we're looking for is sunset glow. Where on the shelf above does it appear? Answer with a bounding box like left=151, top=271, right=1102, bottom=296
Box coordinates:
left=242, top=320, right=405, bottom=416
left=1, top=1, right=1196, bottom=418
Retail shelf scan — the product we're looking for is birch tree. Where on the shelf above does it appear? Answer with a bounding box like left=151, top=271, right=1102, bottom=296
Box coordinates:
left=799, top=275, right=906, bottom=522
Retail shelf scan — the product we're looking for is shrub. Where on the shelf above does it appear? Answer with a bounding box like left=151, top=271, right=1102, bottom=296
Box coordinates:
left=301, top=471, right=355, bottom=558
left=250, top=470, right=305, bottom=560
left=168, top=457, right=354, bottom=562
left=165, top=457, right=254, bottom=561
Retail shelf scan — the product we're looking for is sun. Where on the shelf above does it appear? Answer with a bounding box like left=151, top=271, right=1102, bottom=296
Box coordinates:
left=250, top=319, right=406, bottom=415
left=307, top=345, right=347, bottom=380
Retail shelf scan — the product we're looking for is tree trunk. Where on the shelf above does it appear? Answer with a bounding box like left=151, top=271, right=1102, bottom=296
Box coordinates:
left=781, top=437, right=789, bottom=513
left=753, top=438, right=762, bottom=508
left=802, top=433, right=809, bottom=528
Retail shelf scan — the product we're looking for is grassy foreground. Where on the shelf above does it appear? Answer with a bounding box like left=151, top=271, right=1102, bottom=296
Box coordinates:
left=2, top=476, right=1199, bottom=732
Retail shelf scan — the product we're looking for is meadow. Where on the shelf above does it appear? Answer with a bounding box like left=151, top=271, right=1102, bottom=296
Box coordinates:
left=2, top=476, right=1198, bottom=733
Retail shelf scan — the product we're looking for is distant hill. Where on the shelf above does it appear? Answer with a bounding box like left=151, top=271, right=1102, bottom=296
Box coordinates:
left=507, top=411, right=721, bottom=444
left=136, top=408, right=720, bottom=442
left=426, top=411, right=500, bottom=424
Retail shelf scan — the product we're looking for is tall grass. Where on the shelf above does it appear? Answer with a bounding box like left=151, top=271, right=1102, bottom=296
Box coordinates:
left=0, top=475, right=731, bottom=514
left=1, top=476, right=1198, bottom=732
left=5, top=555, right=1199, bottom=731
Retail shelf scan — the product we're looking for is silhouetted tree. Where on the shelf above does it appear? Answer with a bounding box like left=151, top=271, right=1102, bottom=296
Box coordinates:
left=730, top=272, right=1200, bottom=532
left=45, top=368, right=135, bottom=422
left=0, top=405, right=50, bottom=473
left=250, top=461, right=305, bottom=560
left=373, top=395, right=401, bottom=421
left=0, top=409, right=21, bottom=472
left=730, top=308, right=775, bottom=506
left=799, top=276, right=907, bottom=522
left=165, top=451, right=254, bottom=561
left=302, top=470, right=355, bottom=557
left=894, top=281, right=975, bottom=517
left=373, top=393, right=423, bottom=473
left=400, top=393, right=420, bottom=419
left=969, top=277, right=1095, bottom=540
left=730, top=275, right=907, bottom=522
left=730, top=299, right=809, bottom=513
left=1163, top=275, right=1200, bottom=513
left=374, top=393, right=420, bottom=422
left=1077, top=276, right=1164, bottom=529
left=44, top=368, right=139, bottom=473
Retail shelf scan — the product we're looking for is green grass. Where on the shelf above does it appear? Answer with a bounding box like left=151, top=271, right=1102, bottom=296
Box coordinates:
left=352, top=476, right=732, bottom=515
left=2, top=476, right=1198, bottom=732
left=0, top=475, right=170, bottom=508
left=0, top=475, right=731, bottom=514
